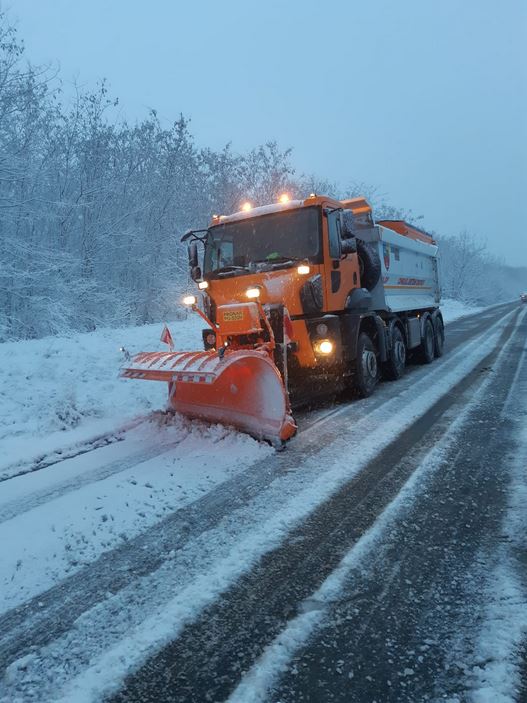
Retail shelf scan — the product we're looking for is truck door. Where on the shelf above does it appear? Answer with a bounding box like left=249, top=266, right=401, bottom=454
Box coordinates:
left=323, top=209, right=360, bottom=313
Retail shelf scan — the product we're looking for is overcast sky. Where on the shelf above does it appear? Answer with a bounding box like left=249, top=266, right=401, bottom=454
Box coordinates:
left=7, top=0, right=527, bottom=266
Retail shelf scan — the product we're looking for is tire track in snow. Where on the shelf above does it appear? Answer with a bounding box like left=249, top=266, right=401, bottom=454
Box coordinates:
left=0, top=429, right=190, bottom=524
left=430, top=326, right=527, bottom=702
left=0, top=402, right=367, bottom=673
left=0, top=416, right=148, bottom=483
left=265, top=308, right=527, bottom=703
left=2, top=308, right=516, bottom=703
left=0, top=304, right=517, bottom=693
left=0, top=432, right=124, bottom=483
left=106, top=310, right=525, bottom=703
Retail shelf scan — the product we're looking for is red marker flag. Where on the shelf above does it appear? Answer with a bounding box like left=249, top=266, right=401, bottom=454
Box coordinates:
left=160, top=323, right=174, bottom=350
left=283, top=308, right=294, bottom=345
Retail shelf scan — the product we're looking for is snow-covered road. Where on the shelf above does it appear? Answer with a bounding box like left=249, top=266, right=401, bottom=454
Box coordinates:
left=1, top=301, right=526, bottom=702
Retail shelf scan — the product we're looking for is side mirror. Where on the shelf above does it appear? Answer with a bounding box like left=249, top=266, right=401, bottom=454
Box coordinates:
left=340, top=210, right=355, bottom=239
left=188, top=242, right=198, bottom=268
left=188, top=242, right=201, bottom=281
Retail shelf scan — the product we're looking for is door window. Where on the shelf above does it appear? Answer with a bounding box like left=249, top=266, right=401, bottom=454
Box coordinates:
left=327, top=211, right=341, bottom=259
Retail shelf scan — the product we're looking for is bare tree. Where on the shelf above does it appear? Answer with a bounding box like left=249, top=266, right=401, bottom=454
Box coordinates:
left=0, top=10, right=522, bottom=341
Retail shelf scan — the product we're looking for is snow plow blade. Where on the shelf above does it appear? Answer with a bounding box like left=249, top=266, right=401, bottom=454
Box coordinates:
left=121, top=349, right=297, bottom=444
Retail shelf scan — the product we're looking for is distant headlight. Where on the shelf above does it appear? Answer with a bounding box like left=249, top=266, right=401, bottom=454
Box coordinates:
left=183, top=295, right=197, bottom=306
left=198, top=281, right=209, bottom=290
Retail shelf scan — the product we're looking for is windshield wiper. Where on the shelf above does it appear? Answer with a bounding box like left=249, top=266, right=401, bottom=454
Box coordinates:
left=252, top=256, right=302, bottom=264
left=251, top=256, right=303, bottom=270
left=212, top=265, right=250, bottom=277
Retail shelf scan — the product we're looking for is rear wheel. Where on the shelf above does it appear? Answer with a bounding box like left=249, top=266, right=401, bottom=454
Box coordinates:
left=354, top=332, right=379, bottom=397
left=383, top=325, right=406, bottom=380
left=433, top=317, right=444, bottom=358
left=418, top=318, right=435, bottom=364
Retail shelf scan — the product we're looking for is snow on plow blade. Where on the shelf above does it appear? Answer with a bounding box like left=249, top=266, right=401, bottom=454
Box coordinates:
left=121, top=349, right=297, bottom=444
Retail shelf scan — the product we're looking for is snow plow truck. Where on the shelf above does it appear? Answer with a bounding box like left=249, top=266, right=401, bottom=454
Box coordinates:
left=121, top=194, right=443, bottom=445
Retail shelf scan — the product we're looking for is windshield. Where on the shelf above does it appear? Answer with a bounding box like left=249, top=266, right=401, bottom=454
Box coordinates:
left=203, top=206, right=321, bottom=276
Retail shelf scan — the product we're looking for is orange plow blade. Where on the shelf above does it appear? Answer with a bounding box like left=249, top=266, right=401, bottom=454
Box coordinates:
left=121, top=349, right=297, bottom=444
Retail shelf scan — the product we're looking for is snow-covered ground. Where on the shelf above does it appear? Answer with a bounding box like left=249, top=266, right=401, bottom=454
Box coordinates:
left=0, top=314, right=203, bottom=472
left=440, top=297, right=484, bottom=323
left=1, top=298, right=521, bottom=703
left=0, top=298, right=481, bottom=473
left=0, top=303, right=522, bottom=703
left=0, top=418, right=271, bottom=613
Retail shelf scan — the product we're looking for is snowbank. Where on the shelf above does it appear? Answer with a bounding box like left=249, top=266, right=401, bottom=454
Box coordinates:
left=440, top=298, right=483, bottom=323
left=0, top=316, right=203, bottom=469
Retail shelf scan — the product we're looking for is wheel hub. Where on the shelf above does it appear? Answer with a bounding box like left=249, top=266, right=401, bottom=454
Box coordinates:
left=395, top=340, right=406, bottom=365
left=363, top=350, right=377, bottom=378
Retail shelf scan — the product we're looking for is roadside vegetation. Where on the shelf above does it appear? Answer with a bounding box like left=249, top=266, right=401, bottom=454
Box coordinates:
left=1, top=12, right=524, bottom=342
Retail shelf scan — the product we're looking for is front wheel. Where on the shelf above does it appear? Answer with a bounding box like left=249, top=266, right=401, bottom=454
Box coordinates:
left=354, top=332, right=379, bottom=397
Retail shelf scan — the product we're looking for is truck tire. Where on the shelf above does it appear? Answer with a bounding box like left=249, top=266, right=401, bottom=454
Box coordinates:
left=354, top=332, right=379, bottom=397
left=418, top=318, right=435, bottom=364
left=433, top=317, right=444, bottom=358
left=357, top=240, right=381, bottom=291
left=383, top=325, right=406, bottom=380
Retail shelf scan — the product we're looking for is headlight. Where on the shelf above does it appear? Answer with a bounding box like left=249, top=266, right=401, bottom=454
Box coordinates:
left=316, top=339, right=334, bottom=355
left=297, top=265, right=310, bottom=275
left=246, top=287, right=261, bottom=299
left=183, top=295, right=197, bottom=306
left=198, top=281, right=209, bottom=290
